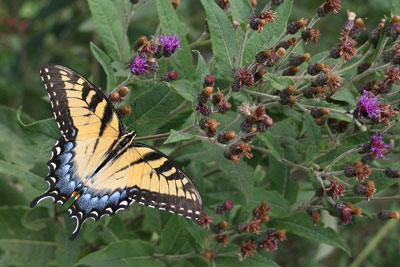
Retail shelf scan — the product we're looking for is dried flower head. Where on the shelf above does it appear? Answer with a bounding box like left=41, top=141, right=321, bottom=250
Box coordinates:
left=377, top=103, right=397, bottom=126
left=240, top=240, right=258, bottom=259
left=253, top=202, right=272, bottom=218
left=302, top=28, right=321, bottom=45
left=234, top=67, right=255, bottom=87
left=246, top=219, right=261, bottom=234
left=325, top=69, right=344, bottom=89
left=196, top=213, right=213, bottom=228
left=326, top=179, right=346, bottom=200
left=338, top=31, right=357, bottom=61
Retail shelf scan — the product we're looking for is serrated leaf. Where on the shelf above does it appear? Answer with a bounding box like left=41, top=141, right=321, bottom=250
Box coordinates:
left=200, top=0, right=239, bottom=70
left=243, top=0, right=293, bottom=64
left=164, top=129, right=194, bottom=144
left=90, top=42, right=116, bottom=92
left=263, top=73, right=294, bottom=91
left=87, top=0, right=130, bottom=62
left=304, top=114, right=321, bottom=144
left=76, top=240, right=162, bottom=267
left=258, top=132, right=284, bottom=162
left=155, top=0, right=195, bottom=79
left=230, top=0, right=253, bottom=24
left=269, top=212, right=351, bottom=255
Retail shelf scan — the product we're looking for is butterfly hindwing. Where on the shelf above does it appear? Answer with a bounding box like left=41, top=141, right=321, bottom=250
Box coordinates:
left=127, top=143, right=203, bottom=219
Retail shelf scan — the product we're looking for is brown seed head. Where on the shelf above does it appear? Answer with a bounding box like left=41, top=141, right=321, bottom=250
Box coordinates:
left=355, top=18, right=366, bottom=28
left=250, top=0, right=257, bottom=7
left=312, top=212, right=321, bottom=225
left=109, top=92, right=120, bottom=102
left=260, top=214, right=270, bottom=223
left=240, top=240, right=258, bottom=259
left=276, top=47, right=286, bottom=57
left=314, top=117, right=325, bottom=126
left=289, top=95, right=297, bottom=105
left=120, top=105, right=131, bottom=115
left=246, top=219, right=261, bottom=234
left=225, top=130, right=236, bottom=140
left=204, top=250, right=216, bottom=259
left=392, top=211, right=400, bottom=220
left=301, top=53, right=311, bottom=62
left=171, top=0, right=180, bottom=8
left=203, top=86, right=214, bottom=96
left=392, top=15, right=400, bottom=24
left=297, top=18, right=308, bottom=27
left=351, top=161, right=363, bottom=168
left=320, top=107, right=331, bottom=115
left=118, top=86, right=130, bottom=97
left=276, top=230, right=287, bottom=241
left=205, top=118, right=219, bottom=132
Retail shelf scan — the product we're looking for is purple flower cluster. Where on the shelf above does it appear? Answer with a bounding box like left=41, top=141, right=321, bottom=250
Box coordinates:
left=369, top=134, right=389, bottom=159
left=159, top=34, right=181, bottom=55
left=130, top=57, right=149, bottom=75
left=357, top=90, right=381, bottom=118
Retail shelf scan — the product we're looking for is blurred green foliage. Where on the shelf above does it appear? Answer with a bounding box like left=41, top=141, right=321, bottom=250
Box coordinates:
left=0, top=0, right=399, bottom=266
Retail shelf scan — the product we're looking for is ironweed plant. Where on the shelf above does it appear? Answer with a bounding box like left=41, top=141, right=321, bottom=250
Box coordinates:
left=1, top=0, right=400, bottom=266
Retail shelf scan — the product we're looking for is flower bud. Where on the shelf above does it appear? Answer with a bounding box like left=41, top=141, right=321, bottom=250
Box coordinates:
left=109, top=92, right=120, bottom=102
left=120, top=105, right=131, bottom=115
left=378, top=210, right=400, bottom=221
left=204, top=74, right=215, bottom=87
left=118, top=86, right=130, bottom=97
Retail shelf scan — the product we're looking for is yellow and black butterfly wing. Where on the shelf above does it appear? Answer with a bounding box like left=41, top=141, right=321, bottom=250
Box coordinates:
left=30, top=64, right=122, bottom=207
left=66, top=142, right=203, bottom=239
left=127, top=143, right=203, bottom=219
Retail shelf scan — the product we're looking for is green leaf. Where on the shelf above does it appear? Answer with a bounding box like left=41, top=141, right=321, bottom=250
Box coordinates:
left=87, top=0, right=130, bottom=62
left=165, top=80, right=195, bottom=103
left=191, top=50, right=209, bottom=105
left=215, top=254, right=280, bottom=267
left=164, top=129, right=194, bottom=144
left=393, top=0, right=400, bottom=15
left=262, top=73, right=294, bottom=91
left=200, top=0, right=240, bottom=70
left=155, top=0, right=195, bottom=79
left=0, top=206, right=57, bottom=267
left=160, top=216, right=192, bottom=254
left=0, top=160, right=44, bottom=190
left=90, top=42, right=116, bottom=92
left=268, top=157, right=299, bottom=204
left=304, top=114, right=321, bottom=144
left=55, top=229, right=83, bottom=267
left=230, top=0, right=253, bottom=24
left=243, top=0, right=293, bottom=64
left=329, top=89, right=356, bottom=105
left=17, top=106, right=60, bottom=146
left=126, top=83, right=184, bottom=136
left=258, top=132, right=284, bottom=162
left=76, top=240, right=163, bottom=267
left=269, top=212, right=351, bottom=255
left=204, top=142, right=254, bottom=203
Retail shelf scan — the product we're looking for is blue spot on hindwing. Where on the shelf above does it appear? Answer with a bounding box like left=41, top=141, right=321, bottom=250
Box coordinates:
left=64, top=142, right=74, bottom=152
left=58, top=152, right=73, bottom=166
left=55, top=164, right=71, bottom=177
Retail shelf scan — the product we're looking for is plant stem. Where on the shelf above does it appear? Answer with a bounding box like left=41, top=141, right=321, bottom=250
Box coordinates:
left=323, top=147, right=363, bottom=172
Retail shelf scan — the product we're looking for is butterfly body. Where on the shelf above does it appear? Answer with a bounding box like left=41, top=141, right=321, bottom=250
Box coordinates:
left=31, top=65, right=203, bottom=240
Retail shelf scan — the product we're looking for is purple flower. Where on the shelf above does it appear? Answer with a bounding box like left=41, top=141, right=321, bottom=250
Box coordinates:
left=159, top=34, right=181, bottom=56
left=370, top=134, right=389, bottom=159
left=130, top=57, right=149, bottom=75
left=357, top=90, right=381, bottom=118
